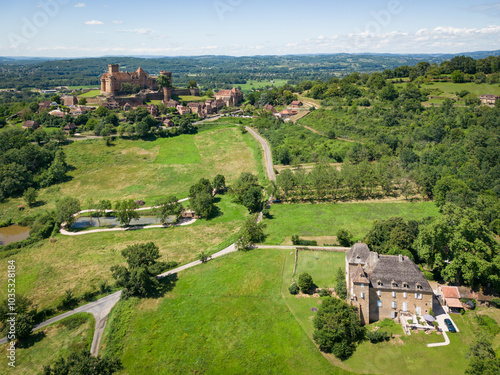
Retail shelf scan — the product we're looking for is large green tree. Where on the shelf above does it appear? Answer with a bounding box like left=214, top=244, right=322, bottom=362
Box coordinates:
left=114, top=200, right=139, bottom=226
left=313, top=297, right=365, bottom=360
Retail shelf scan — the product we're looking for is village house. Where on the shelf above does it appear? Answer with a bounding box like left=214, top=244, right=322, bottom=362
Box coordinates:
left=479, top=94, right=499, bottom=106
left=63, top=123, right=78, bottom=134
left=290, top=100, right=303, bottom=109
left=165, top=99, right=180, bottom=108
left=22, top=120, right=39, bottom=130
left=176, top=105, right=191, bottom=115
left=101, top=64, right=158, bottom=96
left=279, top=109, right=297, bottom=119
left=49, top=109, right=65, bottom=118
left=346, top=243, right=433, bottom=325
left=38, top=101, right=51, bottom=111
left=71, top=106, right=87, bottom=117
left=62, top=95, right=78, bottom=106
left=263, top=104, right=277, bottom=114
left=163, top=119, right=175, bottom=128
left=214, top=88, right=243, bottom=107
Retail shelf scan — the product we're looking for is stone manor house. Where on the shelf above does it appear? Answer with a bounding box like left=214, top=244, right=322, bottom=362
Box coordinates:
left=346, top=243, right=433, bottom=325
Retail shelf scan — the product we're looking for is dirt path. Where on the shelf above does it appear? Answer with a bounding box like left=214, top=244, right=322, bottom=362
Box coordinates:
left=245, top=126, right=276, bottom=182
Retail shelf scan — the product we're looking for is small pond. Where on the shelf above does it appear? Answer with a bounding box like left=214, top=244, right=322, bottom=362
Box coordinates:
left=72, top=215, right=175, bottom=229
left=0, top=224, right=30, bottom=246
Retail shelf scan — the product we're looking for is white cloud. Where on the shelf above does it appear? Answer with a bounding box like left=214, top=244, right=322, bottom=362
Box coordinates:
left=75, top=3, right=85, bottom=7
left=119, top=28, right=154, bottom=35
left=84, top=20, right=104, bottom=25
left=112, top=20, right=123, bottom=24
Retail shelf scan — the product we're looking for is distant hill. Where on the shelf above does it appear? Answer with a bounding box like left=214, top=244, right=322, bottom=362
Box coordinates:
left=1, top=50, right=499, bottom=90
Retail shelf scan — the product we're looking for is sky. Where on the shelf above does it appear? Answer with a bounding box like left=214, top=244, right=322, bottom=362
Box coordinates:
left=0, top=0, right=499, bottom=57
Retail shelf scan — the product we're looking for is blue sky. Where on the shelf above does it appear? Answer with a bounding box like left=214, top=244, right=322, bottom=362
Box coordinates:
left=0, top=0, right=499, bottom=57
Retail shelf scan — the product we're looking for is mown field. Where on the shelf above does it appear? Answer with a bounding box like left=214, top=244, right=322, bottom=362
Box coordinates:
left=237, top=79, right=288, bottom=93
left=263, top=201, right=440, bottom=245
left=101, top=249, right=348, bottom=375
left=0, top=125, right=262, bottom=221
left=77, top=89, right=101, bottom=98
left=0, top=313, right=94, bottom=375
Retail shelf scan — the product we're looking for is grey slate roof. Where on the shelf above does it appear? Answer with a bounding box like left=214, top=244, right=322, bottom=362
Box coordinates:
left=345, top=242, right=370, bottom=264
left=369, top=255, right=432, bottom=293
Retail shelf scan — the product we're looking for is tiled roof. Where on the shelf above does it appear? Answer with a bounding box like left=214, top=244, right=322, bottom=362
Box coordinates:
left=446, top=298, right=463, bottom=308
left=441, top=286, right=460, bottom=299
left=352, top=264, right=369, bottom=284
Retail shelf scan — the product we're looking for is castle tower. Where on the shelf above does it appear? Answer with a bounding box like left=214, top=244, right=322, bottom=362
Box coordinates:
left=109, top=64, right=119, bottom=74
left=160, top=71, right=173, bottom=102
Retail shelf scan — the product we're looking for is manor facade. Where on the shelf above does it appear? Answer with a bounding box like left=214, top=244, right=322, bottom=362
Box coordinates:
left=346, top=243, right=433, bottom=325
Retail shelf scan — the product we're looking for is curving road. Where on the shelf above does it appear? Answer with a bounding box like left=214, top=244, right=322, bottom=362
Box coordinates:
left=0, top=291, right=122, bottom=356
left=245, top=126, right=276, bottom=182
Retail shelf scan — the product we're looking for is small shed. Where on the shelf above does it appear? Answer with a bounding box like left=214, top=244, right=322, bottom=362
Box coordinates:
left=63, top=123, right=77, bottom=133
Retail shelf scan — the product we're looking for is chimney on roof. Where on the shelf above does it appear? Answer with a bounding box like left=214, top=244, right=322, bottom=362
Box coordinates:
left=399, top=254, right=403, bottom=262
left=109, top=64, right=119, bottom=74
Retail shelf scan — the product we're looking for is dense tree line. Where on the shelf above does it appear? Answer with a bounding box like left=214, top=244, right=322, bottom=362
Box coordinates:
left=0, top=127, right=69, bottom=201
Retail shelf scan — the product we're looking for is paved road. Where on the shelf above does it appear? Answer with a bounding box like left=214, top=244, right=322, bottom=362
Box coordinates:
left=245, top=126, right=276, bottom=182
left=254, top=245, right=350, bottom=251
left=0, top=291, right=122, bottom=356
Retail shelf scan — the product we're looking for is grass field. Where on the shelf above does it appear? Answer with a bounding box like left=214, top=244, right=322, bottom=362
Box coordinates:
left=177, top=95, right=210, bottom=102
left=0, top=313, right=94, bottom=374
left=101, top=249, right=348, bottom=374
left=78, top=89, right=101, bottom=98
left=293, top=250, right=345, bottom=288
left=0, top=194, right=249, bottom=309
left=68, top=85, right=99, bottom=90
left=0, top=126, right=260, bottom=221
left=263, top=201, right=440, bottom=245
left=238, top=79, right=288, bottom=93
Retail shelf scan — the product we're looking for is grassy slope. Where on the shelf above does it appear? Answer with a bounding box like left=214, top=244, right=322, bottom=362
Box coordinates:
left=294, top=251, right=345, bottom=288
left=0, top=313, right=94, bottom=375
left=263, top=201, right=440, bottom=245
left=0, top=126, right=262, bottom=308
left=238, top=79, right=288, bottom=92
left=0, top=195, right=247, bottom=309
left=101, top=249, right=348, bottom=375
left=0, top=126, right=259, bottom=220
left=78, top=89, right=101, bottom=98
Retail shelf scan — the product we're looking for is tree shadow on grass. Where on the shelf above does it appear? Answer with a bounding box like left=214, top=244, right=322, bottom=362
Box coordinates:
left=150, top=273, right=178, bottom=299
left=17, top=331, right=46, bottom=349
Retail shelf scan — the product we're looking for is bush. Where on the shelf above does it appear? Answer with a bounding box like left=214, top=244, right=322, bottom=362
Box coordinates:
left=319, top=289, right=330, bottom=297
left=288, top=283, right=299, bottom=295
left=366, top=330, right=390, bottom=343
left=491, top=298, right=500, bottom=308
left=298, top=272, right=314, bottom=293
left=291, top=235, right=318, bottom=246
left=336, top=229, right=353, bottom=247
left=475, top=314, right=500, bottom=336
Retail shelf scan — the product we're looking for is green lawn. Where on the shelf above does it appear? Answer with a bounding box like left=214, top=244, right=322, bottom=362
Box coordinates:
left=294, top=250, right=345, bottom=288
left=0, top=313, right=94, bottom=375
left=263, top=201, right=440, bottom=245
left=177, top=95, right=210, bottom=102
left=101, top=249, right=348, bottom=375
left=343, top=312, right=480, bottom=375
left=422, top=81, right=500, bottom=98
left=238, top=79, right=288, bottom=93
left=78, top=89, right=101, bottom=98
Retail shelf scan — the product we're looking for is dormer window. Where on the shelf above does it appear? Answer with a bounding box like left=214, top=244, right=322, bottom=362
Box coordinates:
left=416, top=283, right=422, bottom=290
left=403, top=282, right=409, bottom=288
left=377, top=280, right=382, bottom=287
left=391, top=280, right=398, bottom=288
